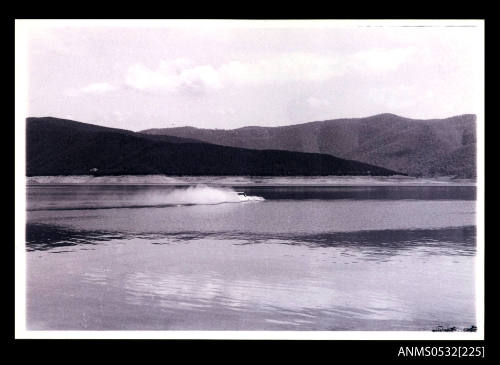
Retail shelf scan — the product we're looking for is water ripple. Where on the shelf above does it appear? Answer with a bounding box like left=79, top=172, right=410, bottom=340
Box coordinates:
left=26, top=223, right=475, bottom=257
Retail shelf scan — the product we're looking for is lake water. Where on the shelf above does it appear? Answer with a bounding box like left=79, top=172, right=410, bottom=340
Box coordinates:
left=25, top=181, right=477, bottom=331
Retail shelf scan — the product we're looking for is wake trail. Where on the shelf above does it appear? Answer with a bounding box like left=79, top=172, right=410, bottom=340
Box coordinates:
left=28, top=185, right=264, bottom=211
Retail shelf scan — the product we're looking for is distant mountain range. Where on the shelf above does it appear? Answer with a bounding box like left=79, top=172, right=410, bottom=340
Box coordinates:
left=26, top=117, right=400, bottom=177
left=142, top=113, right=476, bottom=178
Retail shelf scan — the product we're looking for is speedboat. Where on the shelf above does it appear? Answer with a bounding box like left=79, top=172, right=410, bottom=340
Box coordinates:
left=236, top=191, right=249, bottom=201
left=236, top=191, right=264, bottom=202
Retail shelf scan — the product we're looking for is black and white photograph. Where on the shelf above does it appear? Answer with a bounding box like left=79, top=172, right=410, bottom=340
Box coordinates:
left=15, top=19, right=484, bottom=340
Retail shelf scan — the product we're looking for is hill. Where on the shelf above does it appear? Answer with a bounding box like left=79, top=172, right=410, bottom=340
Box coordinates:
left=26, top=117, right=401, bottom=177
left=141, top=114, right=476, bottom=178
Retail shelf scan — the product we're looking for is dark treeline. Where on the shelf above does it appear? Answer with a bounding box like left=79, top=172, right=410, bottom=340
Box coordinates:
left=26, top=117, right=401, bottom=177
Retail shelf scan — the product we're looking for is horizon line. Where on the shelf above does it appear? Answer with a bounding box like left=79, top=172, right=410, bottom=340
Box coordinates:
left=26, top=112, right=478, bottom=133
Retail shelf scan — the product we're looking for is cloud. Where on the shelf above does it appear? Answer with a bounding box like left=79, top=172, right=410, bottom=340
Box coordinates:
left=124, top=59, right=222, bottom=94
left=218, top=49, right=415, bottom=86
left=81, top=82, right=117, bottom=94
left=64, top=82, right=117, bottom=97
left=123, top=53, right=344, bottom=94
left=218, top=53, right=343, bottom=85
left=123, top=48, right=415, bottom=94
left=306, top=97, right=331, bottom=108
left=351, top=47, right=417, bottom=73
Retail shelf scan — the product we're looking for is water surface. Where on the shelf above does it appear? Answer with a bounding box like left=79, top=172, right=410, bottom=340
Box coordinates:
left=26, top=183, right=476, bottom=331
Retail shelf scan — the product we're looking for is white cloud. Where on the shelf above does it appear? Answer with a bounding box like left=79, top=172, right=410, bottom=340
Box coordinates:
left=124, top=53, right=345, bottom=94
left=219, top=53, right=343, bottom=85
left=81, top=82, right=117, bottom=94
left=125, top=59, right=222, bottom=94
left=123, top=48, right=415, bottom=95
left=351, top=47, right=417, bottom=73
left=217, top=49, right=414, bottom=86
left=125, top=64, right=175, bottom=91
left=306, top=96, right=331, bottom=108
left=178, top=65, right=223, bottom=93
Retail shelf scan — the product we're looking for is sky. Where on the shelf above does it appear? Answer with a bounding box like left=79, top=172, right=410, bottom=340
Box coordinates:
left=19, top=20, right=484, bottom=131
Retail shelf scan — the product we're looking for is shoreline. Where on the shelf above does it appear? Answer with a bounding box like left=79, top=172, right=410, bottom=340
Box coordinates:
left=25, top=175, right=477, bottom=187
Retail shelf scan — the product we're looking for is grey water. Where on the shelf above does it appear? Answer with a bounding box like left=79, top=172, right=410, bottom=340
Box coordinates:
left=25, top=182, right=477, bottom=331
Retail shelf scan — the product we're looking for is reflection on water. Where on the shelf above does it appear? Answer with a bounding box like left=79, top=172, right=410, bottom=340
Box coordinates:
left=243, top=185, right=476, bottom=201
left=26, top=222, right=476, bottom=258
left=27, top=184, right=476, bottom=212
left=118, top=268, right=417, bottom=329
left=26, top=223, right=122, bottom=251
left=25, top=184, right=477, bottom=331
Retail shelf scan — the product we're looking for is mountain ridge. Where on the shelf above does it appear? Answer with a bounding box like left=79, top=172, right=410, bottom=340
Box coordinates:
left=142, top=113, right=474, bottom=132
left=26, top=117, right=401, bottom=177
left=141, top=113, right=476, bottom=177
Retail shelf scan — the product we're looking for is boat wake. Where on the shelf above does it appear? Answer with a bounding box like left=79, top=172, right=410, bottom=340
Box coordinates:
left=28, top=185, right=265, bottom=211
left=161, top=185, right=264, bottom=205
